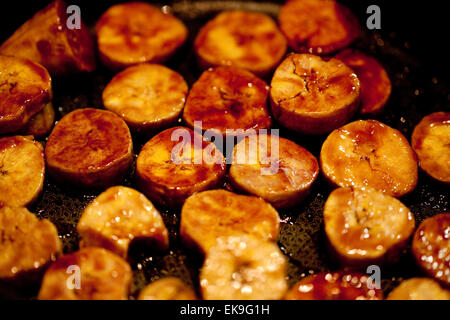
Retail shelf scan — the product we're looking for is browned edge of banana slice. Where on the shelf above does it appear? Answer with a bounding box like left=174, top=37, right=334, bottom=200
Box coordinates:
left=21, top=102, right=55, bottom=138
left=136, top=127, right=226, bottom=207
left=320, top=119, right=418, bottom=197
left=180, top=190, right=280, bottom=254
left=96, top=2, right=187, bottom=70
left=45, top=108, right=133, bottom=189
left=412, top=213, right=450, bottom=287
left=183, top=66, right=271, bottom=137
left=387, top=278, right=450, bottom=300
left=411, top=112, right=450, bottom=183
left=0, top=0, right=96, bottom=75
left=194, top=10, right=287, bottom=77
left=102, top=63, right=188, bottom=134
left=229, top=133, right=319, bottom=208
left=77, top=186, right=169, bottom=258
left=0, top=55, right=52, bottom=135
left=38, top=247, right=132, bottom=300
left=138, top=277, right=198, bottom=300
left=200, top=235, right=287, bottom=300
left=270, top=53, right=360, bottom=135
left=285, top=271, right=383, bottom=300
left=278, top=0, right=360, bottom=55
left=0, top=136, right=45, bottom=207
left=324, top=187, right=415, bottom=268
left=0, top=206, right=62, bottom=285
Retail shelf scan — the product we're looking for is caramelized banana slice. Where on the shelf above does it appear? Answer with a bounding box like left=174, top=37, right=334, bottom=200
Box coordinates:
left=412, top=214, right=450, bottom=287
left=102, top=64, right=188, bottom=133
left=38, top=247, right=132, bottom=300
left=78, top=186, right=169, bottom=258
left=180, top=190, right=280, bottom=254
left=194, top=10, right=287, bottom=77
left=200, top=235, right=287, bottom=300
left=96, top=2, right=187, bottom=70
left=22, top=102, right=55, bottom=138
left=45, top=108, right=133, bottom=188
left=0, top=206, right=61, bottom=283
left=0, top=136, right=45, bottom=207
left=320, top=120, right=418, bottom=197
left=183, top=66, right=271, bottom=136
left=324, top=187, right=415, bottom=267
left=335, top=49, right=392, bottom=115
left=136, top=127, right=226, bottom=207
left=285, top=271, right=383, bottom=300
left=411, top=112, right=450, bottom=183
left=229, top=134, right=319, bottom=208
left=387, top=278, right=450, bottom=300
left=0, top=55, right=52, bottom=134
left=270, top=54, right=360, bottom=135
left=278, top=0, right=360, bottom=55
left=138, top=277, right=198, bottom=300
left=0, top=0, right=96, bottom=75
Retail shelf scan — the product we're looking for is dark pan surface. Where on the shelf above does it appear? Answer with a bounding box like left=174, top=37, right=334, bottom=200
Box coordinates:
left=0, top=1, right=448, bottom=299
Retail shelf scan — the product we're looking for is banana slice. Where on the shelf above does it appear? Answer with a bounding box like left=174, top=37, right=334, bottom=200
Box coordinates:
left=77, top=186, right=169, bottom=258
left=194, top=10, right=287, bottom=77
left=229, top=134, right=319, bottom=208
left=285, top=271, right=383, bottom=300
left=22, top=102, right=55, bottom=138
left=0, top=0, right=96, bottom=75
left=412, top=213, right=450, bottom=287
left=278, top=0, right=360, bottom=55
left=324, top=187, right=415, bottom=267
left=136, top=127, right=226, bottom=207
left=38, top=247, right=132, bottom=300
left=102, top=64, right=188, bottom=134
left=0, top=206, right=62, bottom=283
left=411, top=112, right=450, bottom=183
left=138, top=277, right=198, bottom=300
left=0, top=136, right=45, bottom=207
left=387, top=278, right=450, bottom=300
left=270, top=54, right=360, bottom=135
left=0, top=55, right=52, bottom=134
left=200, top=235, right=287, bottom=300
left=335, top=49, right=392, bottom=115
left=180, top=190, right=280, bottom=254
left=320, top=120, right=418, bottom=197
left=45, top=108, right=133, bottom=188
left=96, top=2, right=187, bottom=70
left=183, top=66, right=271, bottom=136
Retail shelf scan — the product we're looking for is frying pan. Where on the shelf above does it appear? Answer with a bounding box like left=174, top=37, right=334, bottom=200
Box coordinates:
left=0, top=0, right=448, bottom=299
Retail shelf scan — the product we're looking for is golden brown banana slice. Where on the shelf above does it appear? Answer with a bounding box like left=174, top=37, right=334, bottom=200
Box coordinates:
left=138, top=277, right=198, bottom=300
left=0, top=55, right=52, bottom=134
left=387, top=278, right=450, bottom=300
left=335, top=49, right=392, bottom=115
left=183, top=66, right=271, bottom=136
left=278, top=0, right=360, bottom=55
left=180, top=190, right=280, bottom=254
left=45, top=108, right=133, bottom=188
left=270, top=54, right=360, bottom=135
left=22, top=102, right=55, bottom=138
left=320, top=120, right=418, bottom=197
left=0, top=0, right=96, bottom=75
left=96, top=2, right=187, bottom=70
left=411, top=112, right=450, bottom=183
left=0, top=206, right=61, bottom=283
left=102, top=64, right=188, bottom=133
left=77, top=186, right=169, bottom=258
left=229, top=134, right=319, bottom=208
left=38, top=247, right=132, bottom=300
left=0, top=136, right=45, bottom=207
left=324, top=187, right=415, bottom=267
left=194, top=10, right=287, bottom=77
left=136, top=127, right=226, bottom=207
left=200, top=235, right=287, bottom=300
left=285, top=271, right=383, bottom=300
left=412, top=213, right=450, bottom=287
